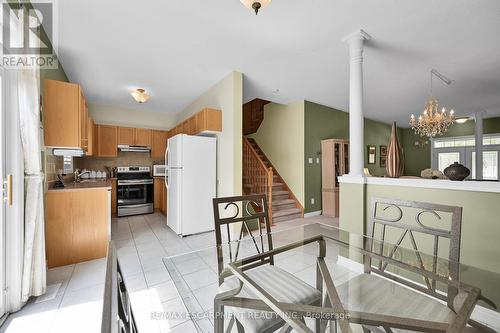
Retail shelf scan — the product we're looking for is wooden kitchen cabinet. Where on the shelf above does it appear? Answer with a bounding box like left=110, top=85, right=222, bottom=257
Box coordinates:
left=118, top=127, right=135, bottom=145
left=111, top=179, right=117, bottom=216
left=86, top=118, right=95, bottom=156
left=118, top=127, right=152, bottom=146
left=196, top=108, right=222, bottom=133
left=154, top=178, right=167, bottom=214
left=45, top=188, right=110, bottom=268
left=97, top=125, right=118, bottom=157
left=44, top=79, right=88, bottom=149
left=151, top=130, right=168, bottom=159
left=135, top=128, right=152, bottom=146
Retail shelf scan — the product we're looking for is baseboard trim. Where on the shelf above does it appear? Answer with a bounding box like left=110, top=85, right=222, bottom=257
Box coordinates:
left=304, top=210, right=322, bottom=218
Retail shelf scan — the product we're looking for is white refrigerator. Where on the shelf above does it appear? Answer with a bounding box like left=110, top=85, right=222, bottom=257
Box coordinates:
left=165, top=134, right=216, bottom=236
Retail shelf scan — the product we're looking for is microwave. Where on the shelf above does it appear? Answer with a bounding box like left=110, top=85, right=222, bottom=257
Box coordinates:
left=153, top=165, right=167, bottom=177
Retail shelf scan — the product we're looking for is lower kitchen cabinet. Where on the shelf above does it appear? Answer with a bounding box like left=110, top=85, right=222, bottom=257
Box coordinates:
left=154, top=178, right=167, bottom=215
left=45, top=188, right=110, bottom=268
left=111, top=179, right=117, bottom=216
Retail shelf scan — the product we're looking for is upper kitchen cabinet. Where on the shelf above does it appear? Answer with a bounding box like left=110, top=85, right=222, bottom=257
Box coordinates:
left=135, top=128, right=152, bottom=146
left=44, top=79, right=89, bottom=149
left=97, top=125, right=118, bottom=157
left=151, top=130, right=168, bottom=159
left=86, top=118, right=95, bottom=156
left=195, top=108, right=222, bottom=133
left=118, top=127, right=135, bottom=145
left=118, top=127, right=152, bottom=146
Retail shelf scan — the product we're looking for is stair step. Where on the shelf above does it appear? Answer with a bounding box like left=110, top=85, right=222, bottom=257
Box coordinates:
left=273, top=207, right=301, bottom=218
left=273, top=198, right=295, bottom=206
left=272, top=190, right=289, bottom=197
left=273, top=212, right=303, bottom=223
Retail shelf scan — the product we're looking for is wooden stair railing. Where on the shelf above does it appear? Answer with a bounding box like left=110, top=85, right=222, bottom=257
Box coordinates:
left=243, top=136, right=274, bottom=224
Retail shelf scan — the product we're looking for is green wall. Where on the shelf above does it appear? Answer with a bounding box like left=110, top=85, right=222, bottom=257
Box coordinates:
left=402, top=117, right=500, bottom=176
left=303, top=101, right=399, bottom=213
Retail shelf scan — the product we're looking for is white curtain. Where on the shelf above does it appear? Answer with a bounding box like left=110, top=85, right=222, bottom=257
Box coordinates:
left=18, top=67, right=46, bottom=302
left=10, top=3, right=47, bottom=302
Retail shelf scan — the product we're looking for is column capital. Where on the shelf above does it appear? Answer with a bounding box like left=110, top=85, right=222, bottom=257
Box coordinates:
left=342, top=29, right=372, bottom=44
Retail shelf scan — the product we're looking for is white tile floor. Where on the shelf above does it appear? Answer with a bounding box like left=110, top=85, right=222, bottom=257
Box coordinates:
left=0, top=212, right=341, bottom=333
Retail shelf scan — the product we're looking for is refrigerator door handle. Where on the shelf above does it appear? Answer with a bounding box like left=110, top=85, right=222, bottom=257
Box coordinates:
left=165, top=145, right=169, bottom=189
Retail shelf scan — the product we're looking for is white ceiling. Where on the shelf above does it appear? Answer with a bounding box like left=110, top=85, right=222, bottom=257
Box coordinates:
left=52, top=0, right=500, bottom=126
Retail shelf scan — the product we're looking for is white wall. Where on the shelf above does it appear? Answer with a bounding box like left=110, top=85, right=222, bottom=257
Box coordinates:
left=248, top=101, right=305, bottom=206
left=176, top=71, right=243, bottom=197
left=88, top=103, right=175, bottom=130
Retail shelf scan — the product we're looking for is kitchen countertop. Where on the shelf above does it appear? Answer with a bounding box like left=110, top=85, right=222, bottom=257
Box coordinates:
left=46, top=179, right=113, bottom=192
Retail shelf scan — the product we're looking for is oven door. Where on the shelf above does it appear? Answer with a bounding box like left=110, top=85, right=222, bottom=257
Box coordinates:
left=117, top=179, right=154, bottom=206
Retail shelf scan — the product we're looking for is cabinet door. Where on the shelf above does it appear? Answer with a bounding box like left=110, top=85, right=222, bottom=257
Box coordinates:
left=203, top=108, right=222, bottom=132
left=151, top=130, right=168, bottom=159
left=86, top=118, right=94, bottom=156
left=118, top=127, right=135, bottom=145
left=111, top=179, right=117, bottom=216
left=154, top=178, right=163, bottom=211
left=45, top=192, right=74, bottom=267
left=92, top=122, right=99, bottom=155
left=43, top=80, right=81, bottom=148
left=98, top=125, right=118, bottom=157
left=135, top=128, right=152, bottom=146
left=79, top=91, right=88, bottom=151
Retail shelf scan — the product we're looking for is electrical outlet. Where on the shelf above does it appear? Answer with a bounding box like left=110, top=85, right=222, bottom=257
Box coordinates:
left=311, top=198, right=315, bottom=205
left=308, top=158, right=313, bottom=164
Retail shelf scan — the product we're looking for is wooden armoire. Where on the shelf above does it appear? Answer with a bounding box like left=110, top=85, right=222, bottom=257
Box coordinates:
left=321, top=139, right=349, bottom=217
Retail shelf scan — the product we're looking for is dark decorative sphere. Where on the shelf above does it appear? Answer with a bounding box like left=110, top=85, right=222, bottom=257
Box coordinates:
left=444, top=162, right=470, bottom=181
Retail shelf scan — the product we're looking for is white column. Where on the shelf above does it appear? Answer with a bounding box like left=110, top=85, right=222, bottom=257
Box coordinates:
left=475, top=111, right=484, bottom=180
left=342, top=29, right=371, bottom=177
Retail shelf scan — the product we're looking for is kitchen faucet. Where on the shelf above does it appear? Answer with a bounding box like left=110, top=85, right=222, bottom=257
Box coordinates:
left=73, top=169, right=90, bottom=183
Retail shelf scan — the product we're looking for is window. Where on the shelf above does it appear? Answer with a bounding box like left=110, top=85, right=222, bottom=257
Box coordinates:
left=433, top=134, right=500, bottom=148
left=63, top=156, right=73, bottom=174
left=471, top=151, right=498, bottom=180
left=438, top=152, right=460, bottom=172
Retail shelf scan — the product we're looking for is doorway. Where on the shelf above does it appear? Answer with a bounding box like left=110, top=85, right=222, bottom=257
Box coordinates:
left=431, top=135, right=500, bottom=180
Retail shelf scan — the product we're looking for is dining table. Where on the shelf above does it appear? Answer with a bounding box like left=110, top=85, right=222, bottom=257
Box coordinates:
left=162, top=223, right=500, bottom=333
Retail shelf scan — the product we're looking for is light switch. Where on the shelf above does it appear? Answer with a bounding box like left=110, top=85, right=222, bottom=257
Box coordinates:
left=316, top=157, right=320, bottom=164
left=311, top=198, right=315, bottom=205
left=308, top=158, right=313, bottom=164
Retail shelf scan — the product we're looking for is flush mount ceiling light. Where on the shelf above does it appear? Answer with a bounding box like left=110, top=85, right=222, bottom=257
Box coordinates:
left=240, top=0, right=270, bottom=14
left=131, top=88, right=150, bottom=103
left=454, top=117, right=470, bottom=124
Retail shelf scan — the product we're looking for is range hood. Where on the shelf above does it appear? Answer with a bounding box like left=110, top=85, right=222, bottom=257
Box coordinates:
left=117, top=145, right=151, bottom=153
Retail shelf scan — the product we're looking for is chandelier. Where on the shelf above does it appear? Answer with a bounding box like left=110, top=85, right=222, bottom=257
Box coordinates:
left=410, top=70, right=455, bottom=138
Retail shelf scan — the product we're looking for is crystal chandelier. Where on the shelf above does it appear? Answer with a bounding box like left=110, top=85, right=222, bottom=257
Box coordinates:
left=410, top=70, right=455, bottom=138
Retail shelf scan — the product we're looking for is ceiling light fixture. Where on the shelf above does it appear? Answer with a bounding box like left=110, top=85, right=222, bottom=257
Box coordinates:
left=131, top=88, right=150, bottom=103
left=410, top=69, right=455, bottom=138
left=240, top=0, right=270, bottom=14
left=454, top=117, right=470, bottom=124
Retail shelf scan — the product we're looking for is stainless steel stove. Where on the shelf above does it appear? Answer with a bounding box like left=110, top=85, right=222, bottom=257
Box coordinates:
left=117, top=166, right=154, bottom=217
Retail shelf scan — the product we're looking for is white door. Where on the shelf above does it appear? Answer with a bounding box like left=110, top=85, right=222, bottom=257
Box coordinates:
left=432, top=147, right=465, bottom=172
left=465, top=146, right=500, bottom=180
left=0, top=68, right=6, bottom=318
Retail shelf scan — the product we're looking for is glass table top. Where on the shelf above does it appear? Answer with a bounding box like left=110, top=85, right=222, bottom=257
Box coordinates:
left=162, top=223, right=500, bottom=332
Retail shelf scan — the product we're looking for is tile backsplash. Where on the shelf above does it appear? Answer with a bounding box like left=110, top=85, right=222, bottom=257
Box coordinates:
left=45, top=149, right=64, bottom=183
left=74, top=151, right=164, bottom=174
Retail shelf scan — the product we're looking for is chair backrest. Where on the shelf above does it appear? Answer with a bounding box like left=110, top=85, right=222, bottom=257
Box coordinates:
left=366, top=197, right=462, bottom=307
left=212, top=194, right=274, bottom=285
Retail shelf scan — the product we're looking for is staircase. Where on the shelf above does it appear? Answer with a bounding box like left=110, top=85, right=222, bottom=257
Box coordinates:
left=243, top=137, right=304, bottom=224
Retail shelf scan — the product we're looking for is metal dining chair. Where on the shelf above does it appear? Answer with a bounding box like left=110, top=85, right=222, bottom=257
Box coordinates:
left=336, top=197, right=495, bottom=333
left=212, top=194, right=323, bottom=333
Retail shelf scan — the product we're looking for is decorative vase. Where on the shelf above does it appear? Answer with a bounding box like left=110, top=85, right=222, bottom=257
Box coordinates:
left=386, top=122, right=404, bottom=178
left=444, top=162, right=470, bottom=181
